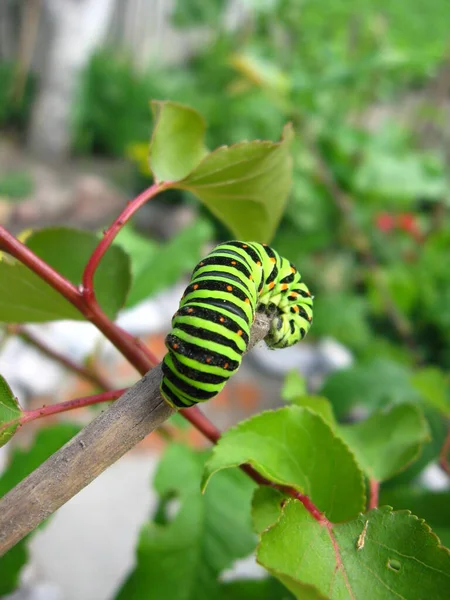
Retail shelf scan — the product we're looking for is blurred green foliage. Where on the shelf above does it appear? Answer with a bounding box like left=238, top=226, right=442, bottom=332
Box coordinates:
left=0, top=62, right=35, bottom=132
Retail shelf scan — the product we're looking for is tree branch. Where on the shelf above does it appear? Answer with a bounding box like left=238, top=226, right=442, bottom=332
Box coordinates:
left=0, top=314, right=271, bottom=556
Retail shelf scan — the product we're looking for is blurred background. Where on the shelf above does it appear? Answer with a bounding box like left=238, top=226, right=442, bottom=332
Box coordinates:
left=1, top=0, right=450, bottom=599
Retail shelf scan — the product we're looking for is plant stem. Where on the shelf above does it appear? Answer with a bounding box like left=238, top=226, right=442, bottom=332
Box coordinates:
left=9, top=324, right=111, bottom=391
left=369, top=478, right=379, bottom=509
left=82, top=182, right=169, bottom=305
left=20, top=389, right=127, bottom=426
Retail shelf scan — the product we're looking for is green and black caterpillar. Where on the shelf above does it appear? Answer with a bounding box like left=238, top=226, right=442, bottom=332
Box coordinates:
left=160, top=241, right=313, bottom=408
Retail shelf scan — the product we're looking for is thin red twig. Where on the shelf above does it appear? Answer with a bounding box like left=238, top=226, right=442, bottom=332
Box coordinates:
left=82, top=182, right=169, bottom=305
left=369, top=478, right=379, bottom=509
left=9, top=325, right=111, bottom=391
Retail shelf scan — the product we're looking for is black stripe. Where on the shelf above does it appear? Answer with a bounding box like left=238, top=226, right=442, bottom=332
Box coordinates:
left=163, top=365, right=214, bottom=401
left=161, top=381, right=191, bottom=408
left=193, top=255, right=252, bottom=278
left=166, top=334, right=240, bottom=370
left=262, top=244, right=277, bottom=261
left=170, top=353, right=228, bottom=385
left=194, top=271, right=246, bottom=286
left=175, top=322, right=242, bottom=354
left=280, top=272, right=295, bottom=285
left=177, top=304, right=249, bottom=344
left=205, top=299, right=248, bottom=321
left=290, top=320, right=295, bottom=334
left=226, top=241, right=262, bottom=266
left=298, top=306, right=310, bottom=320
left=185, top=279, right=251, bottom=303
left=265, top=264, right=278, bottom=285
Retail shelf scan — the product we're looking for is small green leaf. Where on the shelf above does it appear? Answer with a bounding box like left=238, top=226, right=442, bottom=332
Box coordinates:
left=125, top=219, right=213, bottom=307
left=258, top=503, right=450, bottom=599
left=178, top=124, right=294, bottom=242
left=0, top=424, right=81, bottom=595
left=411, top=367, right=450, bottom=416
left=26, top=227, right=131, bottom=320
left=203, top=406, right=365, bottom=522
left=149, top=101, right=207, bottom=182
left=0, top=375, right=23, bottom=448
left=290, top=396, right=336, bottom=429
left=252, top=487, right=285, bottom=535
left=339, top=404, right=430, bottom=481
left=116, top=443, right=256, bottom=600
left=281, top=370, right=306, bottom=401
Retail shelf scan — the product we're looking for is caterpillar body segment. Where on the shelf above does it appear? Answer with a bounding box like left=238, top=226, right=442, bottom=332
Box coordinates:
left=161, top=241, right=313, bottom=408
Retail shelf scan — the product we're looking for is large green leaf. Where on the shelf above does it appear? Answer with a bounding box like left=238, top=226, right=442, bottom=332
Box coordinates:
left=258, top=502, right=450, bottom=599
left=0, top=257, right=81, bottom=323
left=0, top=375, right=23, bottom=448
left=26, top=227, right=131, bottom=320
left=380, top=487, right=450, bottom=549
left=149, top=101, right=207, bottom=182
left=115, top=443, right=256, bottom=600
left=410, top=367, right=450, bottom=416
left=0, top=424, right=81, bottom=596
left=125, top=219, right=213, bottom=308
left=339, top=404, right=430, bottom=481
left=178, top=124, right=294, bottom=242
left=203, top=406, right=365, bottom=522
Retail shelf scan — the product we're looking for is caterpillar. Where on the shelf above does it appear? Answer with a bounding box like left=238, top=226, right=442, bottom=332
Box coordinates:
left=160, top=241, right=313, bottom=408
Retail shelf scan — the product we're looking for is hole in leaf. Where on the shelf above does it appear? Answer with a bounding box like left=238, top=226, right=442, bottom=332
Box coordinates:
left=387, top=558, right=401, bottom=572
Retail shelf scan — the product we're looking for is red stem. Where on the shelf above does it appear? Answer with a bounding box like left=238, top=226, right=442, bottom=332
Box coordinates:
left=369, top=478, right=379, bottom=509
left=82, top=182, right=169, bottom=305
left=10, top=325, right=111, bottom=391
left=0, top=389, right=127, bottom=433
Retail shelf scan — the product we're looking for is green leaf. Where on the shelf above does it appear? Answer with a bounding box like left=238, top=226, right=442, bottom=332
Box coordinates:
left=0, top=170, right=33, bottom=201
left=26, top=227, right=131, bottom=320
left=0, top=257, right=81, bottom=322
left=0, top=424, right=81, bottom=596
left=281, top=370, right=306, bottom=401
left=116, top=443, right=256, bottom=600
left=290, top=396, right=336, bottom=429
left=220, top=577, right=296, bottom=600
left=339, top=404, right=430, bottom=481
left=252, top=487, right=285, bottom=535
left=312, top=293, right=371, bottom=351
left=411, top=367, right=450, bottom=416
left=149, top=101, right=207, bottom=182
left=178, top=124, right=294, bottom=242
left=0, top=375, right=23, bottom=448
left=125, top=219, right=213, bottom=307
left=203, top=406, right=365, bottom=522
left=258, top=503, right=450, bottom=599
left=321, top=358, right=422, bottom=417
left=380, top=487, right=450, bottom=549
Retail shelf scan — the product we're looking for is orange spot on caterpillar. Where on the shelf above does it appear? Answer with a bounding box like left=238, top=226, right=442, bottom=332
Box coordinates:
left=270, top=257, right=276, bottom=263
left=200, top=262, right=204, bottom=266
left=224, top=362, right=229, bottom=369
left=245, top=297, right=250, bottom=304
left=193, top=284, right=199, bottom=290
left=281, top=283, right=289, bottom=290
left=291, top=267, right=296, bottom=273
left=172, top=343, right=179, bottom=349
left=206, top=357, right=212, bottom=363
left=227, top=285, right=233, bottom=291
left=262, top=243, right=268, bottom=246
left=237, top=330, right=243, bottom=336
left=256, top=261, right=261, bottom=266
left=290, top=292, right=299, bottom=298
left=231, top=260, right=237, bottom=265
left=292, top=306, right=299, bottom=313
left=242, top=244, right=248, bottom=248
left=219, top=316, right=225, bottom=323
left=187, top=308, right=194, bottom=313
left=249, top=274, right=253, bottom=281
left=268, top=282, right=275, bottom=290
